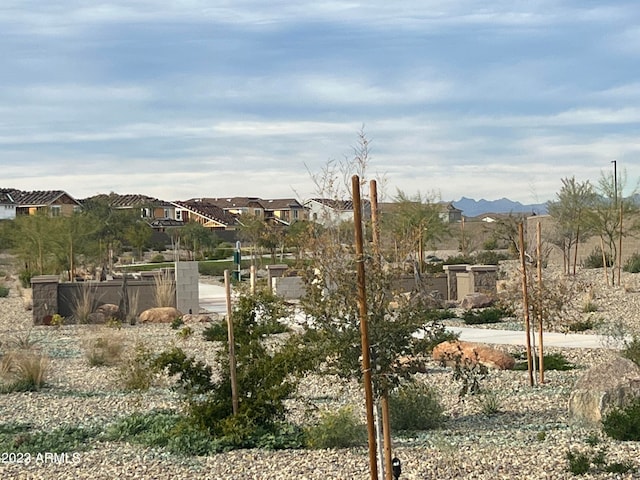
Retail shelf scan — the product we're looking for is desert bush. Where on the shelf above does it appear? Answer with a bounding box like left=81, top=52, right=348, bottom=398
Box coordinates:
left=84, top=331, right=126, bottom=367
left=117, top=342, right=159, bottom=391
left=462, top=307, right=505, bottom=325
left=0, top=285, right=9, bottom=297
left=389, top=382, right=445, bottom=431
left=621, top=337, right=640, bottom=366
left=479, top=390, right=501, bottom=415
left=412, top=318, right=459, bottom=354
left=602, top=397, right=640, bottom=441
left=153, top=269, right=175, bottom=307
left=474, top=250, right=512, bottom=265
left=623, top=252, right=640, bottom=273
left=513, top=352, right=575, bottom=371
left=566, top=442, right=635, bottom=475
left=0, top=351, right=49, bottom=393
left=583, top=246, right=613, bottom=269
left=568, top=318, right=599, bottom=332
left=305, top=406, right=366, bottom=449
left=150, top=253, right=166, bottom=263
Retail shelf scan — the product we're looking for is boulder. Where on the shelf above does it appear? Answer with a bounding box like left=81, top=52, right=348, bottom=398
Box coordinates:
left=432, top=340, right=515, bottom=370
left=139, top=307, right=183, bottom=324
left=182, top=313, right=214, bottom=323
left=85, top=303, right=120, bottom=324
left=460, top=293, right=494, bottom=309
left=568, top=357, right=640, bottom=425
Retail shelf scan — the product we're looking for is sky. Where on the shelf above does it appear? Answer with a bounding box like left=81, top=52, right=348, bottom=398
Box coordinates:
left=1, top=1, right=639, bottom=204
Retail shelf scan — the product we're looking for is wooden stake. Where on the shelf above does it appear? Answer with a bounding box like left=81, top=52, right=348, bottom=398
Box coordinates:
left=536, top=221, right=544, bottom=384
left=353, top=175, right=379, bottom=480
left=600, top=237, right=609, bottom=286
left=618, top=203, right=623, bottom=287
left=518, top=223, right=534, bottom=387
left=370, top=180, right=392, bottom=480
left=224, top=270, right=239, bottom=415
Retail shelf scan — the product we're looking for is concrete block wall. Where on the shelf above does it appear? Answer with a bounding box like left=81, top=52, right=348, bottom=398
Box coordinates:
left=273, top=276, right=306, bottom=300
left=175, top=261, right=199, bottom=314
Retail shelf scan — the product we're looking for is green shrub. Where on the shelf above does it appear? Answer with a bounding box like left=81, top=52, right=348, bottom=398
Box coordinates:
left=566, top=450, right=591, bottom=475
left=583, top=247, right=613, bottom=269
left=474, top=250, right=511, bottom=265
left=622, top=337, right=640, bottom=366
left=150, top=253, right=166, bottom=263
left=623, top=252, right=640, bottom=273
left=389, top=382, right=445, bottom=431
left=568, top=319, right=598, bottom=332
left=18, top=270, right=32, bottom=289
left=462, top=308, right=504, bottom=325
left=305, top=406, right=367, bottom=448
left=0, top=424, right=100, bottom=453
left=513, top=352, right=575, bottom=371
left=603, top=397, right=640, bottom=441
left=479, top=390, right=501, bottom=415
left=0, top=285, right=9, bottom=297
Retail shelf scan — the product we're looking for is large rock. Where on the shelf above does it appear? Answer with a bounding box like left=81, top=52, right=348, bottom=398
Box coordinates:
left=460, top=293, right=494, bottom=309
left=87, top=303, right=120, bottom=324
left=432, top=340, right=515, bottom=370
left=568, top=357, right=640, bottom=425
left=139, top=307, right=183, bottom=324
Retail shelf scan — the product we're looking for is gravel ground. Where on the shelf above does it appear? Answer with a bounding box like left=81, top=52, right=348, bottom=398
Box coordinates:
left=2, top=267, right=640, bottom=479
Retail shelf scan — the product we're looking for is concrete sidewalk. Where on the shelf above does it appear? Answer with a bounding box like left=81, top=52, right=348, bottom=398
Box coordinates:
left=199, top=283, right=613, bottom=349
left=448, top=326, right=610, bottom=349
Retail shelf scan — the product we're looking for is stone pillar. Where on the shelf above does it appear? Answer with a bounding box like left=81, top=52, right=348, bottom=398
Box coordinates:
left=174, top=261, right=199, bottom=315
left=467, top=265, right=498, bottom=296
left=31, top=275, right=59, bottom=325
left=266, top=264, right=288, bottom=293
left=443, top=265, right=469, bottom=301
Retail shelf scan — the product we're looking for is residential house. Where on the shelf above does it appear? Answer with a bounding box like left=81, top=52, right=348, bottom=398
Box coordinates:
left=305, top=198, right=371, bottom=226
left=262, top=198, right=308, bottom=225
left=83, top=193, right=177, bottom=220
left=0, top=189, right=17, bottom=220
left=438, top=202, right=463, bottom=223
left=171, top=199, right=239, bottom=230
left=8, top=189, right=82, bottom=216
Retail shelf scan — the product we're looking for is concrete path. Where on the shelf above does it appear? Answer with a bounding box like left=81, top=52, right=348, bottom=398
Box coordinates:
left=199, top=283, right=613, bottom=349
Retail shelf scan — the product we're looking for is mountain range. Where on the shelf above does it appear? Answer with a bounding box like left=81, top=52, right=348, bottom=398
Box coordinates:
left=452, top=197, right=548, bottom=218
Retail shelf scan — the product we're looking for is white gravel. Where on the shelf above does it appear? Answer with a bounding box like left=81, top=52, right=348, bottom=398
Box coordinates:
left=1, top=267, right=640, bottom=479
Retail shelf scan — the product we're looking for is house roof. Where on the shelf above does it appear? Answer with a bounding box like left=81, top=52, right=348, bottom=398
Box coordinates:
left=307, top=198, right=357, bottom=210
left=11, top=190, right=80, bottom=207
left=173, top=200, right=239, bottom=227
left=193, top=197, right=265, bottom=210
left=263, top=198, right=305, bottom=210
left=83, top=193, right=173, bottom=208
left=0, top=189, right=16, bottom=205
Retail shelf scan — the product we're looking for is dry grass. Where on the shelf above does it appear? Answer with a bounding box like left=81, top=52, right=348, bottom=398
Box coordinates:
left=83, top=330, right=126, bottom=367
left=0, top=350, right=49, bottom=392
left=72, top=282, right=99, bottom=324
left=153, top=270, right=175, bottom=308
left=127, top=288, right=140, bottom=325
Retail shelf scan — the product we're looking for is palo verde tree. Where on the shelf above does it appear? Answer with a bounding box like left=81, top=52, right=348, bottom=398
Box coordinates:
left=299, top=130, right=455, bottom=397
left=589, top=169, right=639, bottom=285
left=382, top=189, right=449, bottom=269
left=546, top=177, right=598, bottom=274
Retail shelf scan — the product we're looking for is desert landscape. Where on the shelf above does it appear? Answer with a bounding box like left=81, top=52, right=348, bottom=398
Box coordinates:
left=1, top=264, right=640, bottom=479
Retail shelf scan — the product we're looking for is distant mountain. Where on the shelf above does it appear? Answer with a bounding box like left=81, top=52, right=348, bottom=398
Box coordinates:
left=452, top=197, right=548, bottom=218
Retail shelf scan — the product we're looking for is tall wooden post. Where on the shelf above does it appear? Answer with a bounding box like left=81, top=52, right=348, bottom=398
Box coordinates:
left=224, top=270, right=239, bottom=415
left=618, top=203, right=623, bottom=287
left=536, top=221, right=544, bottom=384
left=370, top=180, right=393, bottom=480
left=518, top=223, right=534, bottom=387
left=353, top=175, right=379, bottom=480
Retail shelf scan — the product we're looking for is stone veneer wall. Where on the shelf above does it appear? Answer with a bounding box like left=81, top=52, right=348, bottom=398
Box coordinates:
left=31, top=262, right=200, bottom=325
left=444, top=264, right=498, bottom=301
